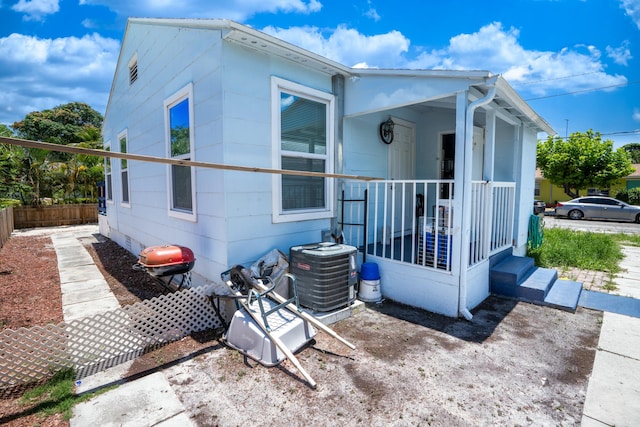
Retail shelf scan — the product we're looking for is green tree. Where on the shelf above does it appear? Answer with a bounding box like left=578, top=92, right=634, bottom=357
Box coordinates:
left=8, top=102, right=105, bottom=205
left=622, top=143, right=640, bottom=163
left=11, top=102, right=103, bottom=145
left=537, top=130, right=634, bottom=199
left=0, top=125, right=28, bottom=201
left=0, top=124, right=13, bottom=137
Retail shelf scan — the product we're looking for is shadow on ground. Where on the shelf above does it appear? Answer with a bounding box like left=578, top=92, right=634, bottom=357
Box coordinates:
left=365, top=295, right=519, bottom=343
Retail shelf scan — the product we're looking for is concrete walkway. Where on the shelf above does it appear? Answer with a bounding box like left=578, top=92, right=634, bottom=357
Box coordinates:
left=580, top=244, right=640, bottom=427
left=13, top=225, right=194, bottom=427
left=582, top=312, right=640, bottom=426
left=16, top=224, right=640, bottom=426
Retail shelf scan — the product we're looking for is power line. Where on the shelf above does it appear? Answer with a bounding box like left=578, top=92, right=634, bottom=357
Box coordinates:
left=512, top=71, right=601, bottom=87
left=525, top=80, right=640, bottom=101
left=600, top=130, right=640, bottom=136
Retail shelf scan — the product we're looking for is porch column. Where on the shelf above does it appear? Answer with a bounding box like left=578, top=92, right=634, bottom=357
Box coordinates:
left=451, top=91, right=467, bottom=276
left=458, top=78, right=497, bottom=320
left=484, top=110, right=496, bottom=181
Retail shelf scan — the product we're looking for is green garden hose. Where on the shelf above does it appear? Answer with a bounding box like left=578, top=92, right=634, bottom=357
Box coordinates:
left=527, top=214, right=544, bottom=249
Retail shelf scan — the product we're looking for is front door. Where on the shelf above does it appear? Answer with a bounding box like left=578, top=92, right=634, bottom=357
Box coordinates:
left=440, top=133, right=455, bottom=199
left=388, top=119, right=416, bottom=237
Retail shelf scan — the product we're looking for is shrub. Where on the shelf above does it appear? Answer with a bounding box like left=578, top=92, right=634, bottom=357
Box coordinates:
left=0, top=198, right=22, bottom=208
left=614, top=188, right=640, bottom=205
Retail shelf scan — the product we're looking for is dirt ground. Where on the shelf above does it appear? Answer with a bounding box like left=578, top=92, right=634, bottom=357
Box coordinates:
left=0, top=227, right=602, bottom=426
left=164, top=297, right=601, bottom=426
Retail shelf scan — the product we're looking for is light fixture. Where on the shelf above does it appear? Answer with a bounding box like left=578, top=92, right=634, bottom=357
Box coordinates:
left=379, top=117, right=395, bottom=144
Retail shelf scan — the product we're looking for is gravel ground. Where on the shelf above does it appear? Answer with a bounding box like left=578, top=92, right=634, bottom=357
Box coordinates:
left=164, top=297, right=601, bottom=426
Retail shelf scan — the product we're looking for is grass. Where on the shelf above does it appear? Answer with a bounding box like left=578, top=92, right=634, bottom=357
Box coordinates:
left=18, top=368, right=113, bottom=421
left=527, top=228, right=640, bottom=273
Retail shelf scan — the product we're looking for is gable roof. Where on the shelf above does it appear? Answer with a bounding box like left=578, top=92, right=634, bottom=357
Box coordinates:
left=110, top=18, right=555, bottom=135
left=127, top=18, right=353, bottom=77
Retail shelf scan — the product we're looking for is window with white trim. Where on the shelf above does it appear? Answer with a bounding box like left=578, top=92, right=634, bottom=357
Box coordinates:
left=164, top=83, right=196, bottom=220
left=118, top=130, right=130, bottom=205
left=104, top=143, right=112, bottom=201
left=272, top=77, right=334, bottom=223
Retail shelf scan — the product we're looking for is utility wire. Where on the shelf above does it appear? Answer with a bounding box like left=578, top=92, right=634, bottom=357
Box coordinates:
left=525, top=79, right=640, bottom=101
left=512, top=71, right=601, bottom=87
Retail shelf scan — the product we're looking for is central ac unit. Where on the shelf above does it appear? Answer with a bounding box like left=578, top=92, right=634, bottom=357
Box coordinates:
left=289, top=242, right=357, bottom=312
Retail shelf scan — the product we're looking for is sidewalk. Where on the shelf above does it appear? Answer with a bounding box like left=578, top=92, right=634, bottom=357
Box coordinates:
left=25, top=224, right=640, bottom=426
left=580, top=244, right=640, bottom=427
left=582, top=311, right=640, bottom=426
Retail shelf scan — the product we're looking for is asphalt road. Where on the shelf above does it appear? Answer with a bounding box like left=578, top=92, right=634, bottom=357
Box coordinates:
left=543, top=213, right=640, bottom=235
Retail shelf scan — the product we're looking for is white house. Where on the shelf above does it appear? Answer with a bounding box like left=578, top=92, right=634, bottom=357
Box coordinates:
left=101, top=18, right=555, bottom=318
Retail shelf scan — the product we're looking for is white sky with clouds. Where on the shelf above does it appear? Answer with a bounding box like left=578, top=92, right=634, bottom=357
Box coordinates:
left=1, top=0, right=639, bottom=146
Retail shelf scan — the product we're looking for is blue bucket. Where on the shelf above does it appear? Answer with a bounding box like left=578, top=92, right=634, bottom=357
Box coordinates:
left=360, top=262, right=380, bottom=280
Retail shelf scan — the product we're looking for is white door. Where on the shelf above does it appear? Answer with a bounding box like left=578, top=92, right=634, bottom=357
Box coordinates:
left=388, top=120, right=416, bottom=237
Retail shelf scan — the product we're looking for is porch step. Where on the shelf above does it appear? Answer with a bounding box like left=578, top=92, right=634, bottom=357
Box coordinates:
left=490, top=256, right=535, bottom=289
left=490, top=255, right=582, bottom=312
left=544, top=280, right=583, bottom=312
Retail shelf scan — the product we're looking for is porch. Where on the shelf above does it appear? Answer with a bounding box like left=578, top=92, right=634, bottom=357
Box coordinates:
left=341, top=179, right=515, bottom=268
left=339, top=179, right=516, bottom=316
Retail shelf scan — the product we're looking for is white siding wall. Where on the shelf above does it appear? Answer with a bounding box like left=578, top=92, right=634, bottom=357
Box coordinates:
left=103, top=24, right=341, bottom=284
left=220, top=44, right=336, bottom=267
left=493, top=120, right=518, bottom=182
left=513, top=126, right=538, bottom=256
left=103, top=24, right=227, bottom=282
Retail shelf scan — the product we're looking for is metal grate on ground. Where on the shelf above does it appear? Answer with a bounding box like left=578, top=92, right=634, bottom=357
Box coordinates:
left=0, top=284, right=225, bottom=396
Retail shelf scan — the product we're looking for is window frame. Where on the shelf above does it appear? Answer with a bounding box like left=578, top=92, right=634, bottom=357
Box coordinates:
left=104, top=142, right=113, bottom=203
left=117, top=130, right=130, bottom=207
left=271, top=77, right=335, bottom=223
left=164, top=83, right=197, bottom=221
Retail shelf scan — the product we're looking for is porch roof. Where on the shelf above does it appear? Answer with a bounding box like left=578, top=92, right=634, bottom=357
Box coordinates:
left=347, top=69, right=556, bottom=136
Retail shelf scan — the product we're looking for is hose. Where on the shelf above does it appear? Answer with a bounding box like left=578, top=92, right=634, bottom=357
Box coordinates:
left=527, top=214, right=544, bottom=249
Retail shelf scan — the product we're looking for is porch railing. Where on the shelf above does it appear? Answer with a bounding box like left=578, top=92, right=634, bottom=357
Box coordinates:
left=340, top=180, right=515, bottom=271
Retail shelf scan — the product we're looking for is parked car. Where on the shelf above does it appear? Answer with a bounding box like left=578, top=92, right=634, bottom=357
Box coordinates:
left=555, top=196, right=640, bottom=223
left=533, top=200, right=546, bottom=215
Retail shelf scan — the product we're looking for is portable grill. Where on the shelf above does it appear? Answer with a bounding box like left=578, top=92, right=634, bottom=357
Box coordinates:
left=133, top=245, right=195, bottom=291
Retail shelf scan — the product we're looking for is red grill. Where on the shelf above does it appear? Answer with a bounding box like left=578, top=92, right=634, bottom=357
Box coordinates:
left=135, top=245, right=195, bottom=277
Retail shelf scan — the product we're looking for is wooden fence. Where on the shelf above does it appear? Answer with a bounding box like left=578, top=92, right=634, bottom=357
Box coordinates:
left=0, top=207, right=14, bottom=249
left=13, top=204, right=98, bottom=229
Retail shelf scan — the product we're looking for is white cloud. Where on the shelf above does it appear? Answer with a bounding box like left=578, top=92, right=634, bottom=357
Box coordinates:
left=606, top=41, right=633, bottom=66
left=634, top=108, right=640, bottom=122
left=262, top=25, right=410, bottom=68
left=11, top=0, right=59, bottom=21
left=78, top=0, right=322, bottom=21
left=262, top=21, right=626, bottom=98
left=405, top=22, right=627, bottom=97
left=620, top=0, right=640, bottom=29
left=364, top=0, right=380, bottom=22
left=0, top=33, right=119, bottom=125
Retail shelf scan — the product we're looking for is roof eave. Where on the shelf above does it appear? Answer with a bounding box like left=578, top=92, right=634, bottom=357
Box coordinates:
left=494, top=77, right=556, bottom=136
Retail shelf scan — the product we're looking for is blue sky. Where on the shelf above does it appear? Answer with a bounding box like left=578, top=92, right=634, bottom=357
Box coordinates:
left=1, top=0, right=639, bottom=146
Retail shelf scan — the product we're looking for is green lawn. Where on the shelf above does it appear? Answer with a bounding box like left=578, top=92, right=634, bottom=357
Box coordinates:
left=527, top=227, right=640, bottom=273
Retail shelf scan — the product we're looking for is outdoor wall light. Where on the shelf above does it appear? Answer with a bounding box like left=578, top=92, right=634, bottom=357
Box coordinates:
left=379, top=117, right=395, bottom=144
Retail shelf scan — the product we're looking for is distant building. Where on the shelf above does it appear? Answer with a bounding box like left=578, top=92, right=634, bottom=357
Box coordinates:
left=535, top=164, right=640, bottom=204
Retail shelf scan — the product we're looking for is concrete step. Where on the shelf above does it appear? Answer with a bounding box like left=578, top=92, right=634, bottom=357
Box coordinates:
left=490, top=256, right=535, bottom=289
left=492, top=265, right=557, bottom=301
left=544, top=279, right=583, bottom=312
